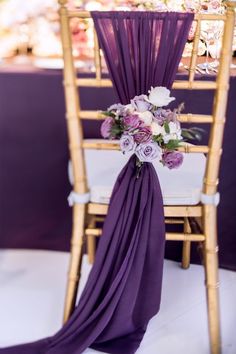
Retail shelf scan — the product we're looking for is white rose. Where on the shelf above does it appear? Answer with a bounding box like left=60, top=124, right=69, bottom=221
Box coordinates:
left=163, top=121, right=182, bottom=143
left=147, top=86, right=175, bottom=107
left=151, top=122, right=165, bottom=135
left=137, top=111, right=153, bottom=126
left=177, top=131, right=183, bottom=140
left=163, top=133, right=176, bottom=144
left=169, top=121, right=180, bottom=134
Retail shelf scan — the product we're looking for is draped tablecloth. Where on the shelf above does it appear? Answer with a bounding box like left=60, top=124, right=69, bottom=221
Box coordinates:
left=0, top=62, right=236, bottom=271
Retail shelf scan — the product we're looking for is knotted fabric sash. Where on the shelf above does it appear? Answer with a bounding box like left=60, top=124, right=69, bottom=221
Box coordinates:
left=0, top=11, right=193, bottom=354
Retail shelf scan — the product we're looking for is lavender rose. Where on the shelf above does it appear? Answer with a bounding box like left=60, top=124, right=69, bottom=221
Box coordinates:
left=135, top=142, right=161, bottom=162
left=133, top=126, right=152, bottom=143
left=108, top=103, right=124, bottom=112
left=101, top=117, right=114, bottom=138
left=153, top=108, right=177, bottom=125
left=162, top=151, right=184, bottom=169
left=120, top=134, right=135, bottom=153
left=162, top=109, right=177, bottom=123
left=123, top=114, right=140, bottom=129
left=107, top=103, right=128, bottom=117
left=153, top=108, right=166, bottom=125
left=131, top=95, right=151, bottom=112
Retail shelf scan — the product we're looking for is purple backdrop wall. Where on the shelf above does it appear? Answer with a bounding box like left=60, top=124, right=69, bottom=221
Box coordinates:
left=0, top=65, right=235, bottom=270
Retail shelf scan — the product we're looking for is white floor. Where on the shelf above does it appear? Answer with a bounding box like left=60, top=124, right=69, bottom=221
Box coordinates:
left=0, top=250, right=235, bottom=354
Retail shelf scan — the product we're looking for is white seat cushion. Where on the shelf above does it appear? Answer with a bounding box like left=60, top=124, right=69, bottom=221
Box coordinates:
left=69, top=144, right=206, bottom=206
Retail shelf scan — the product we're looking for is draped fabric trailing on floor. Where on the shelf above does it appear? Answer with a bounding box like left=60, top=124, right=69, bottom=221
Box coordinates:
left=0, top=12, right=193, bottom=354
left=0, top=156, right=165, bottom=354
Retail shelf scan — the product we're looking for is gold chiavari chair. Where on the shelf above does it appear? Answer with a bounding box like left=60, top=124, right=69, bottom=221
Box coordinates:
left=58, top=1, right=235, bottom=353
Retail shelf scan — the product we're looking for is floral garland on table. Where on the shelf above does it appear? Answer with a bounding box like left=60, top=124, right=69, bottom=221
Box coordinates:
left=101, top=86, right=187, bottom=171
left=132, top=0, right=224, bottom=13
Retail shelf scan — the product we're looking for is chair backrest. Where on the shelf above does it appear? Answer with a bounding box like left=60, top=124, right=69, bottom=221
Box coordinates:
left=58, top=0, right=235, bottom=200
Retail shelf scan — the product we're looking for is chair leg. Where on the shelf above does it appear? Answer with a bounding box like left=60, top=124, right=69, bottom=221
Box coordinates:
left=182, top=217, right=191, bottom=269
left=204, top=205, right=221, bottom=354
left=63, top=203, right=86, bottom=323
left=87, top=216, right=96, bottom=264
left=87, top=235, right=96, bottom=264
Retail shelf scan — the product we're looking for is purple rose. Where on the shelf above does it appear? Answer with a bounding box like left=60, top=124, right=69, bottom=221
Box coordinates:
left=164, top=110, right=177, bottom=123
left=153, top=108, right=177, bottom=125
left=101, top=117, right=114, bottom=138
left=135, top=142, right=161, bottom=162
left=133, top=126, right=152, bottom=143
left=108, top=103, right=124, bottom=112
left=108, top=103, right=127, bottom=116
left=153, top=108, right=166, bottom=125
left=162, top=151, right=184, bottom=169
left=123, top=114, right=140, bottom=129
left=131, top=95, right=151, bottom=112
left=120, top=134, right=135, bottom=153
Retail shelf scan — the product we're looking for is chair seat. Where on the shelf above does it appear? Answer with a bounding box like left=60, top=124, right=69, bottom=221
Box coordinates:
left=69, top=142, right=206, bottom=206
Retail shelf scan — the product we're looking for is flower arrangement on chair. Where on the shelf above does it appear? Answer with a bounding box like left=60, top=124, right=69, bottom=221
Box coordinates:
left=101, top=86, right=187, bottom=170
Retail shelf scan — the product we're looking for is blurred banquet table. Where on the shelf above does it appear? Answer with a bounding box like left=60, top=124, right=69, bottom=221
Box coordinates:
left=0, top=61, right=236, bottom=271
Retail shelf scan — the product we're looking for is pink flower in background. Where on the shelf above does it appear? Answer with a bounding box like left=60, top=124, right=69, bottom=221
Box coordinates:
left=162, top=151, right=184, bottom=169
left=210, top=0, right=221, bottom=10
left=135, top=142, right=162, bottom=162
left=188, top=21, right=197, bottom=41
left=184, top=0, right=199, bottom=12
left=101, top=117, right=114, bottom=138
left=123, top=114, right=140, bottom=129
left=120, top=134, right=135, bottom=153
left=134, top=126, right=152, bottom=144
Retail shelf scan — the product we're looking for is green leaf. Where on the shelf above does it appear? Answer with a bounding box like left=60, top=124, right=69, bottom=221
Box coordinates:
left=101, top=111, right=116, bottom=118
left=181, top=127, right=205, bottom=142
left=152, top=134, right=163, bottom=144
left=164, top=121, right=170, bottom=134
left=164, top=139, right=181, bottom=150
left=110, top=118, right=127, bottom=138
left=181, top=130, right=195, bottom=140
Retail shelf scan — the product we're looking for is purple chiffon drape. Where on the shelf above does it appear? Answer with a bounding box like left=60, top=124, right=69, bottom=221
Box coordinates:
left=0, top=156, right=165, bottom=354
left=92, top=11, right=193, bottom=104
left=0, top=11, right=193, bottom=354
